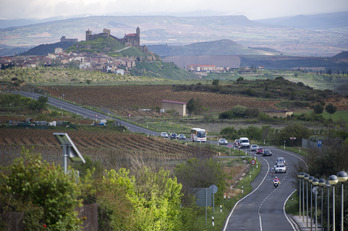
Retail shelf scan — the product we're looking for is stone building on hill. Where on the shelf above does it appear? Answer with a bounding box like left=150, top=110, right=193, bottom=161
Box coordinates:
left=86, top=27, right=140, bottom=47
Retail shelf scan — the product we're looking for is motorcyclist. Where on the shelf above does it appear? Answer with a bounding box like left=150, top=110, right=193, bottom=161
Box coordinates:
left=273, top=176, right=280, bottom=185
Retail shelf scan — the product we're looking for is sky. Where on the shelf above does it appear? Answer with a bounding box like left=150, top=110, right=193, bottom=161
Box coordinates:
left=1, top=0, right=348, bottom=20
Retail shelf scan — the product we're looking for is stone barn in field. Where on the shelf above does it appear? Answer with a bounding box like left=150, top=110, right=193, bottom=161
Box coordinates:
left=161, top=100, right=187, bottom=116
left=264, top=110, right=293, bottom=118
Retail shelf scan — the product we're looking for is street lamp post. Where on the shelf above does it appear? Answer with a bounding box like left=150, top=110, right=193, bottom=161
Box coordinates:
left=326, top=182, right=331, bottom=231
left=298, top=172, right=305, bottom=219
left=329, top=175, right=338, bottom=231
left=309, top=176, right=314, bottom=231
left=337, top=171, right=348, bottom=231
left=303, top=173, right=306, bottom=222
left=319, top=178, right=326, bottom=231
left=313, top=178, right=319, bottom=231
left=305, top=174, right=310, bottom=227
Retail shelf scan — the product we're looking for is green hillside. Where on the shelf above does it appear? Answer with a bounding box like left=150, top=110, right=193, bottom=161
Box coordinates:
left=22, top=41, right=76, bottom=56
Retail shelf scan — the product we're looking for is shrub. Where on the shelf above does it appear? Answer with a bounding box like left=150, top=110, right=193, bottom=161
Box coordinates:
left=0, top=148, right=82, bottom=230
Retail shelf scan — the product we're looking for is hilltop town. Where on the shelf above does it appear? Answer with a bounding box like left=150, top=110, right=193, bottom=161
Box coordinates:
left=0, top=27, right=157, bottom=75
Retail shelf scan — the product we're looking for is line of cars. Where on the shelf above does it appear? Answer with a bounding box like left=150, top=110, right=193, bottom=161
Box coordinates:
left=250, top=144, right=287, bottom=173
left=160, top=132, right=186, bottom=140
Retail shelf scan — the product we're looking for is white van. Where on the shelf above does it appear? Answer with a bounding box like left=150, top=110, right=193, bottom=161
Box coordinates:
left=239, top=137, right=250, bottom=148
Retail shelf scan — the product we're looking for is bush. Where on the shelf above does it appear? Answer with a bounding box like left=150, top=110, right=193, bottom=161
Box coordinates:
left=0, top=148, right=82, bottom=230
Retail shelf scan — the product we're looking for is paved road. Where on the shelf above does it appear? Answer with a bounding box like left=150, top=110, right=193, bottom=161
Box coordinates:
left=11, top=91, right=159, bottom=136
left=223, top=147, right=307, bottom=231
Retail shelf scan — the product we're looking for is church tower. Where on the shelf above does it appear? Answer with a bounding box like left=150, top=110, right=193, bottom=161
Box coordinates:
left=136, top=27, right=140, bottom=46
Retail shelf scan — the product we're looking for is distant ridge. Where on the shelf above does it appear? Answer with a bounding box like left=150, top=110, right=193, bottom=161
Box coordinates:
left=147, top=39, right=276, bottom=57
left=257, top=11, right=348, bottom=30
left=333, top=51, right=348, bottom=59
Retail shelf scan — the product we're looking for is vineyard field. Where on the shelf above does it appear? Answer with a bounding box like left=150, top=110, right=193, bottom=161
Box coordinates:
left=0, top=128, right=216, bottom=169
left=40, top=85, right=280, bottom=116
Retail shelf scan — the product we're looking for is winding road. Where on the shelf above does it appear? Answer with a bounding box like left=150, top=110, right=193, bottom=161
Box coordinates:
left=223, top=147, right=306, bottom=231
left=12, top=90, right=306, bottom=230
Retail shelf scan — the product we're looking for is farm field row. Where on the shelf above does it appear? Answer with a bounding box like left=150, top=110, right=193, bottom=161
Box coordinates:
left=39, top=85, right=280, bottom=116
left=0, top=128, right=216, bottom=168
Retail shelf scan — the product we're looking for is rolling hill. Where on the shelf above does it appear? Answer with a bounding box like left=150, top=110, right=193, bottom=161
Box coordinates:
left=0, top=13, right=347, bottom=56
left=147, top=39, right=279, bottom=57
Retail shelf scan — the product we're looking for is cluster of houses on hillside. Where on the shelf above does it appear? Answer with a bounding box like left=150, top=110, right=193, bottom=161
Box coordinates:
left=0, top=47, right=136, bottom=75
left=185, top=64, right=264, bottom=76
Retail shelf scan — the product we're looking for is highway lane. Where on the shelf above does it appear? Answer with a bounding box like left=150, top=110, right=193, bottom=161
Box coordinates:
left=223, top=147, right=306, bottom=231
left=11, top=91, right=159, bottom=136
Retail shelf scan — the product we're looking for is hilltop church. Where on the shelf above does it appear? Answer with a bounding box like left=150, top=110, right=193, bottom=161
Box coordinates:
left=86, top=27, right=140, bottom=47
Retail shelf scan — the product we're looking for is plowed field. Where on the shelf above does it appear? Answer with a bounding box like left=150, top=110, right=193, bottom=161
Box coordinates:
left=40, top=85, right=279, bottom=116
left=0, top=128, right=215, bottom=169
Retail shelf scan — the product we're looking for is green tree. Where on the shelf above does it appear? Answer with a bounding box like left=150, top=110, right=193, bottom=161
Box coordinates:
left=245, top=126, right=262, bottom=140
left=186, top=98, right=196, bottom=115
left=277, top=123, right=311, bottom=146
left=325, top=103, right=337, bottom=117
left=212, top=79, right=219, bottom=86
left=186, top=98, right=203, bottom=115
left=28, top=96, right=48, bottom=112
left=313, top=103, right=324, bottom=114
left=220, top=127, right=238, bottom=140
left=174, top=158, right=226, bottom=206
left=0, top=148, right=82, bottom=230
left=101, top=167, right=184, bottom=231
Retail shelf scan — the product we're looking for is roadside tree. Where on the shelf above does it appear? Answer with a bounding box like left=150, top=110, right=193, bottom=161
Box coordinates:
left=0, top=148, right=82, bottom=230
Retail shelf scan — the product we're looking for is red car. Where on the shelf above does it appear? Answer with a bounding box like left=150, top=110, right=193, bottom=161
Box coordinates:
left=256, top=148, right=264, bottom=154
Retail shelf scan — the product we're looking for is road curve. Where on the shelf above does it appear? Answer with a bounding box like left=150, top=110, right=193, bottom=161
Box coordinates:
left=11, top=91, right=159, bottom=136
left=223, top=147, right=305, bottom=231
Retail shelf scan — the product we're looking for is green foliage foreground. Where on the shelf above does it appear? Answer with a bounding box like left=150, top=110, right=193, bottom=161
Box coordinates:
left=0, top=148, right=81, bottom=230
left=0, top=149, right=198, bottom=231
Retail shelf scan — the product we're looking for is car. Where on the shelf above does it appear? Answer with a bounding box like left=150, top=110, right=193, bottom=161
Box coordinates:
left=177, top=134, right=186, bottom=140
left=256, top=148, right=264, bottom=154
left=250, top=144, right=259, bottom=151
left=170, top=133, right=178, bottom=139
left=262, top=149, right=272, bottom=156
left=276, top=157, right=286, bottom=165
left=274, top=164, right=287, bottom=173
left=239, top=137, right=250, bottom=148
left=160, top=132, right=169, bottom=138
left=218, top=138, right=228, bottom=145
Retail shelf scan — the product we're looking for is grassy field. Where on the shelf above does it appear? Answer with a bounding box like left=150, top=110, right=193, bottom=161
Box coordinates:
left=322, top=110, right=348, bottom=122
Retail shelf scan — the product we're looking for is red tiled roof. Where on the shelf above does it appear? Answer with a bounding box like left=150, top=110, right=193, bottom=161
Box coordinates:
left=162, top=100, right=187, bottom=105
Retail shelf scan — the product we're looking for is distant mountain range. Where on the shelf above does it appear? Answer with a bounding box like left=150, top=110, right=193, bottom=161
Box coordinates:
left=0, top=12, right=347, bottom=57
left=256, top=12, right=348, bottom=30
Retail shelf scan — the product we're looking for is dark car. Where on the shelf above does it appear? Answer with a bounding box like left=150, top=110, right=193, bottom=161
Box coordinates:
left=256, top=148, right=264, bottom=154
left=262, top=149, right=272, bottom=156
left=170, top=133, right=178, bottom=140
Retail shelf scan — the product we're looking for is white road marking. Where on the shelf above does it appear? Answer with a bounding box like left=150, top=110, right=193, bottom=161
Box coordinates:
left=223, top=157, right=270, bottom=231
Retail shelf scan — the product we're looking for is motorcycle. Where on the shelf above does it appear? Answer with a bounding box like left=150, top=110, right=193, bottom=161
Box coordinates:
left=273, top=181, right=279, bottom=188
